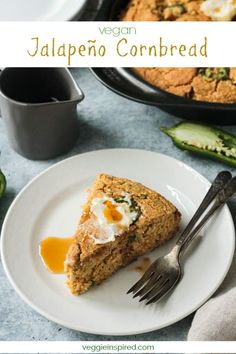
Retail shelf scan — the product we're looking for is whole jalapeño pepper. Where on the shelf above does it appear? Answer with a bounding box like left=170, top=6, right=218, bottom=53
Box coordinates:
left=0, top=169, right=6, bottom=199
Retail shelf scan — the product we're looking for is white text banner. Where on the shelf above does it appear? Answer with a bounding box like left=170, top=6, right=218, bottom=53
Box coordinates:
left=0, top=22, right=235, bottom=67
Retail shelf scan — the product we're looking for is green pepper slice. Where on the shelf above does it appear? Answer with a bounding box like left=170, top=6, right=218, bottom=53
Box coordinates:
left=166, top=3, right=186, bottom=14
left=161, top=122, right=236, bottom=167
left=0, top=169, right=6, bottom=198
left=199, top=68, right=229, bottom=81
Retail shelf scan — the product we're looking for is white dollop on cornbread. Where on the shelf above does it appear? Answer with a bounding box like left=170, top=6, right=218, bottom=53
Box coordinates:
left=201, top=0, right=236, bottom=21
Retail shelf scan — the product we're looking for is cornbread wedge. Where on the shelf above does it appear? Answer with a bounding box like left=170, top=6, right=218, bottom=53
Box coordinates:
left=65, top=174, right=181, bottom=295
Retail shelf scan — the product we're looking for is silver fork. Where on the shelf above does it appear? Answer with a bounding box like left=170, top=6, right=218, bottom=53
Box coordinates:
left=127, top=171, right=235, bottom=305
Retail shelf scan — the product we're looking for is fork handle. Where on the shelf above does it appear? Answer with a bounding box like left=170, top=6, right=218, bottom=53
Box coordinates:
left=177, top=176, right=236, bottom=255
left=176, top=171, right=232, bottom=247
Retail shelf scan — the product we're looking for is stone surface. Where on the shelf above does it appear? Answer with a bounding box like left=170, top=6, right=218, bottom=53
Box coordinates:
left=0, top=68, right=236, bottom=341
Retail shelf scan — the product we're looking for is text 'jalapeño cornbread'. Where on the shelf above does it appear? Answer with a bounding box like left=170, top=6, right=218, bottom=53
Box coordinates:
left=65, top=174, right=181, bottom=295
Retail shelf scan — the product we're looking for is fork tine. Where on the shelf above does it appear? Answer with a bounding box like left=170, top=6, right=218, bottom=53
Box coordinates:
left=127, top=269, right=154, bottom=295
left=139, top=278, right=169, bottom=302
left=133, top=274, right=162, bottom=298
left=145, top=280, right=172, bottom=305
left=127, top=262, right=156, bottom=294
left=146, top=279, right=179, bottom=305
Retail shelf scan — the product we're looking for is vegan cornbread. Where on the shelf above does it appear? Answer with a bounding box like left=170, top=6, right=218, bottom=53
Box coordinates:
left=121, top=0, right=236, bottom=103
left=65, top=174, right=181, bottom=295
left=121, top=0, right=210, bottom=21
left=132, top=68, right=236, bottom=103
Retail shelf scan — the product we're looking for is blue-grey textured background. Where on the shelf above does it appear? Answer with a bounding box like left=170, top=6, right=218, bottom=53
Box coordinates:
left=0, top=67, right=235, bottom=341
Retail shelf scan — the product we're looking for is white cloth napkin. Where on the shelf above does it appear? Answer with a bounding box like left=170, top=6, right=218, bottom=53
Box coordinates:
left=188, top=251, right=236, bottom=340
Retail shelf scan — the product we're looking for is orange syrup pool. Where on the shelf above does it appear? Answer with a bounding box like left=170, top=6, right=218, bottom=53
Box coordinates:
left=39, top=237, right=74, bottom=274
left=39, top=237, right=151, bottom=276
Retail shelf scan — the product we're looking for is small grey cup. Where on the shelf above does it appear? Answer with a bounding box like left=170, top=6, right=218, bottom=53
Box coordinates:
left=0, top=68, right=84, bottom=160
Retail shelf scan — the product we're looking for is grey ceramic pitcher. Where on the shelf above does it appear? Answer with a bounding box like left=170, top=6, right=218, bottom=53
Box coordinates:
left=0, top=68, right=84, bottom=160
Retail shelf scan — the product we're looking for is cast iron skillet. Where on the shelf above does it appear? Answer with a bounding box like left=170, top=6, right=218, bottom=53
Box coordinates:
left=91, top=0, right=236, bottom=124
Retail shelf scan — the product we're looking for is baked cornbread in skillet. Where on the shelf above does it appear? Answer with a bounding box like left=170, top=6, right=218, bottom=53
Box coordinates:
left=121, top=0, right=236, bottom=103
left=65, top=174, right=181, bottom=295
left=121, top=0, right=210, bottom=21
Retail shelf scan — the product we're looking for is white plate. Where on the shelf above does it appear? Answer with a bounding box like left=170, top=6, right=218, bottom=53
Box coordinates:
left=0, top=0, right=87, bottom=21
left=1, top=149, right=235, bottom=335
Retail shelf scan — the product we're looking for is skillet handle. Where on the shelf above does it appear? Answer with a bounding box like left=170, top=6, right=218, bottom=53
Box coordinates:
left=95, top=0, right=130, bottom=21
left=94, top=0, right=114, bottom=21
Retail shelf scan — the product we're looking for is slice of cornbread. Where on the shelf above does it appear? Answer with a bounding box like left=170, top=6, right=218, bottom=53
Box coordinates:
left=65, top=174, right=181, bottom=295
